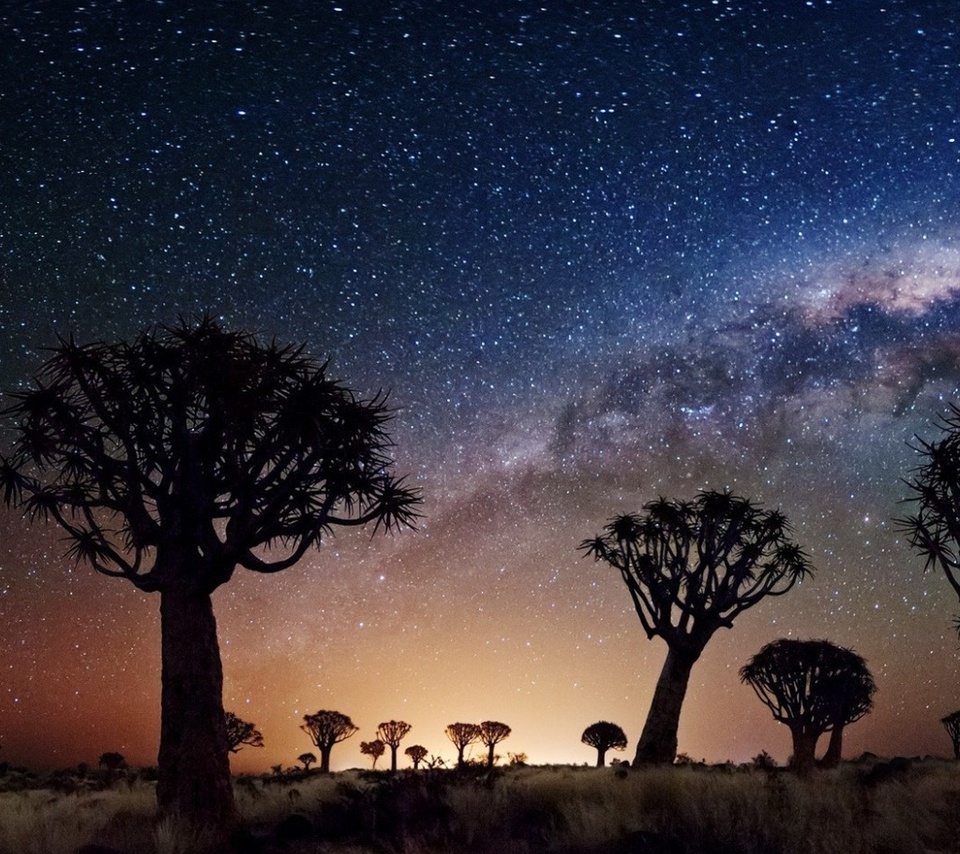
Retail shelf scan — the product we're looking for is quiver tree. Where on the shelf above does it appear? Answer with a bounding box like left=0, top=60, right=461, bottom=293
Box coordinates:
left=941, top=711, right=960, bottom=759
left=580, top=490, right=812, bottom=765
left=820, top=649, right=876, bottom=768
left=581, top=721, right=628, bottom=767
left=297, top=752, right=317, bottom=771
left=405, top=744, right=429, bottom=769
left=361, top=739, right=386, bottom=768
left=900, top=405, right=960, bottom=633
left=301, top=710, right=359, bottom=773
left=445, top=722, right=481, bottom=768
left=376, top=720, right=411, bottom=772
left=225, top=712, right=264, bottom=753
left=478, top=721, right=511, bottom=767
left=0, top=317, right=419, bottom=828
left=740, top=639, right=874, bottom=775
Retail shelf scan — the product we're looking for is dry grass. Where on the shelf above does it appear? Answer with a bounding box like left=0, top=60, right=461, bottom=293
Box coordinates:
left=1, top=760, right=959, bottom=853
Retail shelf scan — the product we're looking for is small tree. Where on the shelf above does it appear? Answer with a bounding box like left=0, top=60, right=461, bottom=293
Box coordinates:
left=225, top=712, right=264, bottom=754
left=581, top=721, right=628, bottom=767
left=404, top=744, right=429, bottom=769
left=581, top=490, right=812, bottom=765
left=377, top=720, right=412, bottom=772
left=941, top=711, right=960, bottom=759
left=445, top=723, right=481, bottom=768
left=900, top=405, right=960, bottom=632
left=99, top=752, right=126, bottom=773
left=361, top=739, right=386, bottom=769
left=478, top=721, right=511, bottom=767
left=297, top=752, right=317, bottom=771
left=740, top=639, right=873, bottom=775
left=0, top=318, right=420, bottom=829
left=301, top=710, right=359, bottom=773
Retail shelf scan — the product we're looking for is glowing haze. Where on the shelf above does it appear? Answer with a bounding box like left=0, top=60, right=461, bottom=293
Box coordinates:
left=2, top=1, right=960, bottom=773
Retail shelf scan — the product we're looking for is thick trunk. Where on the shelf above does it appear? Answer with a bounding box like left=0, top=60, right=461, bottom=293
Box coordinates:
left=157, top=586, right=235, bottom=828
left=596, top=748, right=607, bottom=767
left=821, top=724, right=844, bottom=768
left=487, top=743, right=496, bottom=767
left=789, top=727, right=820, bottom=776
left=390, top=746, right=398, bottom=772
left=319, top=746, right=332, bottom=773
left=634, top=646, right=698, bottom=765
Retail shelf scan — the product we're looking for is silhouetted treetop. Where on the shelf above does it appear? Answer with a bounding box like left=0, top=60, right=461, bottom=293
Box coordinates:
left=0, top=315, right=421, bottom=595
left=479, top=721, right=511, bottom=767
left=224, top=712, right=264, bottom=753
left=900, top=405, right=960, bottom=631
left=941, top=710, right=960, bottom=759
left=301, top=710, right=359, bottom=774
left=446, top=722, right=481, bottom=768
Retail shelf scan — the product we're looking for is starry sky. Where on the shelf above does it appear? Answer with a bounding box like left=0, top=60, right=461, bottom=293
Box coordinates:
left=3, top=0, right=960, bottom=773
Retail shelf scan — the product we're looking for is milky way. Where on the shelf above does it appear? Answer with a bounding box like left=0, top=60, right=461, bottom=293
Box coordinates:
left=3, top=1, right=960, bottom=772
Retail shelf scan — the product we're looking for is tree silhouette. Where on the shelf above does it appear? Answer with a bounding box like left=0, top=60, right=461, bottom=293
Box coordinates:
left=377, top=720, right=411, bottom=772
left=301, top=710, right=359, bottom=773
left=404, top=744, right=429, bottom=769
left=900, top=405, right=960, bottom=633
left=820, top=649, right=876, bottom=768
left=445, top=722, right=481, bottom=768
left=361, top=739, right=386, bottom=769
left=99, top=752, right=126, bottom=772
left=297, top=752, right=317, bottom=771
left=478, top=721, right=511, bottom=767
left=941, top=711, right=960, bottom=759
left=580, top=490, right=812, bottom=765
left=581, top=721, right=628, bottom=767
left=740, top=639, right=873, bottom=775
left=224, top=712, right=264, bottom=754
left=0, top=318, right=420, bottom=827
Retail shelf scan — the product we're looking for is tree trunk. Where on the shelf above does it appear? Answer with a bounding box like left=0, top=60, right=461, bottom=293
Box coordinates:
left=596, top=748, right=607, bottom=767
left=487, top=743, right=496, bottom=767
left=789, top=727, right=820, bottom=776
left=821, top=724, right=844, bottom=768
left=633, top=646, right=698, bottom=765
left=157, top=586, right=235, bottom=829
left=319, top=746, right=332, bottom=773
left=390, top=746, right=398, bottom=772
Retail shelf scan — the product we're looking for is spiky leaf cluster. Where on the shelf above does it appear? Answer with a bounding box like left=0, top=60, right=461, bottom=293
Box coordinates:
left=580, top=490, right=812, bottom=651
left=0, top=317, right=420, bottom=593
left=739, top=638, right=875, bottom=732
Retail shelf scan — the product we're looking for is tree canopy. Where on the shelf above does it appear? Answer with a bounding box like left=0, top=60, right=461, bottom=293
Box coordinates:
left=581, top=490, right=812, bottom=765
left=581, top=721, right=628, bottom=767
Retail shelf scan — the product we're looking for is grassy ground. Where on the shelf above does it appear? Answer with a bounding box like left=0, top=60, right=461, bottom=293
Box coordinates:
left=1, top=759, right=959, bottom=853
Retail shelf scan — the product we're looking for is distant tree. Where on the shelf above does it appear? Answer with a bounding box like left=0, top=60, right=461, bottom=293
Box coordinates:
left=508, top=752, right=528, bottom=766
left=941, top=711, right=960, bottom=759
left=580, top=490, right=812, bottom=765
left=820, top=649, right=876, bottom=768
left=297, top=752, right=317, bottom=771
left=98, top=752, right=126, bottom=773
left=445, top=723, right=481, bottom=768
left=581, top=721, right=628, bottom=767
left=377, top=720, right=412, bottom=772
left=0, top=318, right=420, bottom=829
left=740, top=639, right=873, bottom=775
left=404, top=744, right=429, bottom=769
left=301, top=711, right=359, bottom=773
left=900, top=406, right=960, bottom=633
left=361, top=739, right=386, bottom=769
left=224, top=712, right=264, bottom=754
left=478, top=721, right=511, bottom=767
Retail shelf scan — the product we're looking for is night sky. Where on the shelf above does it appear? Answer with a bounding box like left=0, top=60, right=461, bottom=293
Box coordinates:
left=3, top=0, right=960, bottom=773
